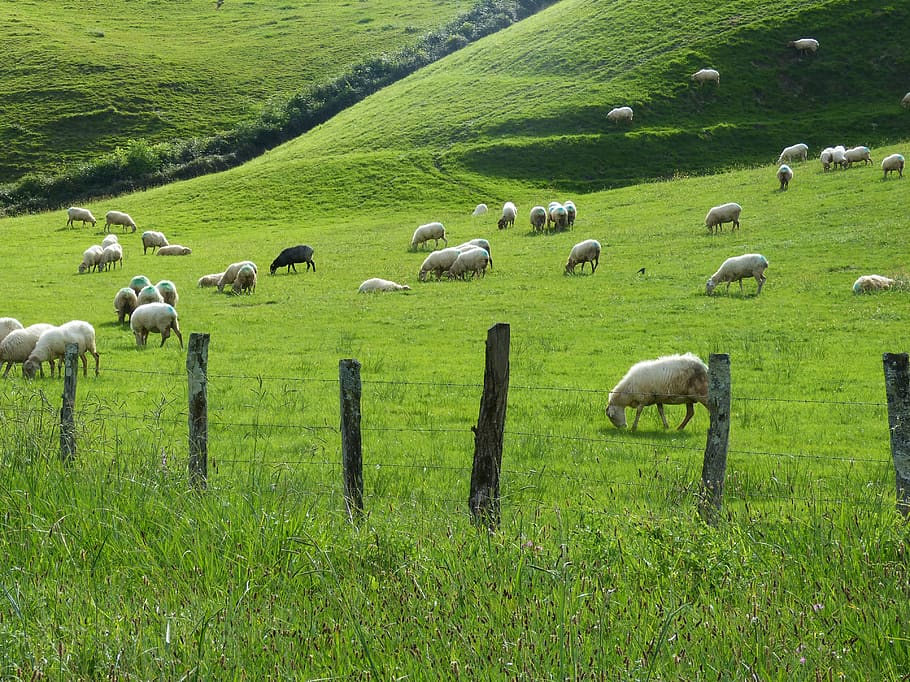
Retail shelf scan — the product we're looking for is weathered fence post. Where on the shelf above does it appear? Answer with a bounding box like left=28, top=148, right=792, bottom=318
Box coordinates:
left=339, top=359, right=363, bottom=522
left=699, top=353, right=731, bottom=524
left=883, top=353, right=910, bottom=517
left=186, top=333, right=209, bottom=490
left=469, top=323, right=510, bottom=530
left=59, top=343, right=79, bottom=464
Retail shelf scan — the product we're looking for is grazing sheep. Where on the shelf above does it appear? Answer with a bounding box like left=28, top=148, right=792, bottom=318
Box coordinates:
left=882, top=153, right=904, bottom=178
left=530, top=206, right=547, bottom=231
left=547, top=204, right=569, bottom=230
left=0, top=324, right=55, bottom=378
left=706, top=253, right=768, bottom=296
left=902, top=92, right=910, bottom=109
left=704, top=202, right=742, bottom=234
left=217, top=261, right=258, bottom=292
left=231, top=264, right=257, bottom=295
left=777, top=143, right=808, bottom=164
left=99, top=243, right=123, bottom=271
left=410, top=222, right=448, bottom=250
left=606, top=353, right=709, bottom=432
left=78, top=245, right=104, bottom=274
left=777, top=164, right=793, bottom=191
left=130, top=303, right=183, bottom=348
left=156, top=245, right=192, bottom=256
left=419, top=248, right=462, bottom=281
left=66, top=207, right=97, bottom=228
left=141, top=231, right=169, bottom=254
left=831, top=145, right=847, bottom=170
left=844, top=146, right=873, bottom=167
left=819, top=147, right=835, bottom=171
left=105, top=210, right=137, bottom=233
left=564, top=200, right=577, bottom=226
left=691, top=68, right=720, bottom=85
left=788, top=38, right=819, bottom=54
left=101, top=234, right=119, bottom=249
left=498, top=201, right=517, bottom=230
left=114, top=287, right=139, bottom=324
left=137, top=284, right=164, bottom=307
left=24, top=320, right=100, bottom=379
left=472, top=204, right=488, bottom=217
left=269, top=244, right=315, bottom=274
left=0, top=318, right=24, bottom=345
left=358, top=278, right=411, bottom=293
left=853, top=274, right=895, bottom=294
left=455, top=239, right=493, bottom=267
left=607, top=106, right=634, bottom=123
left=447, top=247, right=490, bottom=280
left=129, top=275, right=152, bottom=295
left=156, top=280, right=179, bottom=307
left=197, top=273, right=224, bottom=288
left=565, top=239, right=601, bottom=274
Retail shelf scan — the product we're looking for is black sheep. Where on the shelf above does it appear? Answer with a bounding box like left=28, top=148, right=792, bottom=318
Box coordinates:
left=269, top=245, right=315, bottom=275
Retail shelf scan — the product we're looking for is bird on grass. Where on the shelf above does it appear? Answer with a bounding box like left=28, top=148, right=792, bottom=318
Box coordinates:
left=215, top=0, right=224, bottom=8
left=636, top=267, right=646, bottom=275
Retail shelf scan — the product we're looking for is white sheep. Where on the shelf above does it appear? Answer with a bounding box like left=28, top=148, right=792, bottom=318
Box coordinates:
left=0, top=318, right=24, bottom=345
left=105, top=210, right=137, bottom=233
left=217, top=261, right=258, bottom=292
left=606, top=353, right=709, bottom=432
left=0, top=323, right=55, bottom=378
left=788, top=38, right=819, bottom=54
left=410, top=222, right=448, bottom=250
left=472, top=203, right=489, bottom=217
left=565, top=239, right=601, bottom=274
left=853, top=274, right=895, bottom=294
left=902, top=92, right=910, bottom=109
left=141, top=231, right=169, bottom=254
left=455, top=239, right=493, bottom=268
left=819, top=147, right=835, bottom=171
left=156, top=245, right=192, bottom=256
left=66, top=207, right=97, bottom=228
left=78, top=245, right=104, bottom=274
left=419, top=248, right=462, bottom=281
left=691, top=68, right=720, bottom=85
left=114, top=287, right=138, bottom=324
left=607, top=106, right=634, bottom=123
left=99, top=243, right=123, bottom=271
left=231, top=264, right=257, bottom=295
left=129, top=275, right=152, bottom=295
left=547, top=204, right=569, bottom=230
left=130, top=303, right=183, bottom=348
left=156, top=280, right=179, bottom=307
left=358, top=278, right=411, bottom=293
left=704, top=202, right=742, bottom=234
left=101, top=234, right=119, bottom=249
left=197, top=273, right=224, bottom=288
left=498, top=201, right=517, bottom=230
left=882, top=153, right=904, bottom=179
left=137, top=284, right=164, bottom=306
left=446, top=247, right=490, bottom=280
left=777, top=164, right=793, bottom=191
left=24, top=320, right=100, bottom=379
left=844, top=146, right=872, bottom=167
left=530, top=206, right=547, bottom=231
left=564, top=200, right=577, bottom=226
left=777, top=143, right=808, bottom=164
left=831, top=145, right=847, bottom=170
left=706, top=253, right=768, bottom=296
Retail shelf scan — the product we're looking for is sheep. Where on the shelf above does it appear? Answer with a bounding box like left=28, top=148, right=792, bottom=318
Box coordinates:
left=704, top=202, right=742, bottom=234
left=691, top=68, right=720, bottom=85
left=853, top=274, right=895, bottom=294
left=419, top=248, right=461, bottom=281
left=777, top=164, right=793, bottom=191
left=105, top=210, right=137, bottom=233
left=23, top=320, right=99, bottom=379
left=777, top=143, right=808, bottom=164
left=78, top=245, right=104, bottom=274
left=446, top=247, right=490, bottom=280
left=472, top=203, right=488, bottom=217
left=0, top=318, right=24, bottom=345
left=844, top=146, right=872, bottom=167
left=410, top=222, right=448, bottom=250
left=130, top=303, right=183, bottom=348
left=547, top=204, right=569, bottom=230
left=358, top=278, right=411, bottom=293
left=0, top=324, right=55, bottom=378
left=101, top=234, right=119, bottom=249
left=269, top=245, right=315, bottom=274
left=706, top=253, right=768, bottom=296
left=788, top=38, right=819, bottom=54
left=156, top=245, right=192, bottom=256
left=114, top=287, right=138, bottom=324
left=606, top=353, right=709, bottom=432
left=99, top=242, right=123, bottom=271
left=137, top=284, right=164, bottom=307
left=530, top=206, right=547, bottom=231
left=831, top=145, right=847, bottom=170
left=141, top=231, right=169, bottom=254
left=564, top=200, right=577, bottom=226
left=217, top=261, right=258, bottom=292
left=129, top=275, right=152, bottom=295
left=231, top=264, right=257, bottom=295
left=565, top=239, right=601, bottom=274
left=819, top=147, right=835, bottom=171
left=902, top=92, right=910, bottom=109
left=498, top=201, right=517, bottom=230
left=606, top=106, right=634, bottom=123
left=882, top=153, right=904, bottom=179
left=455, top=239, right=493, bottom=268
left=156, top=280, right=179, bottom=307
left=66, top=207, right=97, bottom=228
left=197, top=273, right=225, bottom=288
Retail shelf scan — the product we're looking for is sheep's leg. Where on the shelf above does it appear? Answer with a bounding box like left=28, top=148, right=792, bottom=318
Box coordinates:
left=756, top=274, right=765, bottom=294
left=738, top=279, right=744, bottom=295
left=290, top=263, right=297, bottom=273
left=92, top=351, right=100, bottom=376
left=79, top=353, right=88, bottom=378
left=2, top=362, right=11, bottom=378
left=592, top=257, right=598, bottom=273
left=656, top=403, right=670, bottom=429
left=630, top=406, right=645, bottom=432
left=677, top=403, right=696, bottom=430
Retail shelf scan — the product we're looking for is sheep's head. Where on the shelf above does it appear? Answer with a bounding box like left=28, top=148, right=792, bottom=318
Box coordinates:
left=78, top=263, right=88, bottom=274
left=606, top=404, right=626, bottom=429
left=269, top=261, right=279, bottom=275
left=23, top=359, right=39, bottom=380
left=705, top=279, right=718, bottom=295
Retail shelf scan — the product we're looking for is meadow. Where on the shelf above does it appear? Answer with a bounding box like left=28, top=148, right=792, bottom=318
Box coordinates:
left=1, top=0, right=910, bottom=678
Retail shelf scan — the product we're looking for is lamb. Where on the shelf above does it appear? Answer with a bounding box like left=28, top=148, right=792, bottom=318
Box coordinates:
left=705, top=253, right=768, bottom=296
left=156, top=245, right=192, bottom=256
left=66, top=207, right=97, bottom=228
left=498, top=201, right=517, bottom=230
left=197, top=273, right=224, bottom=288
left=0, top=324, right=55, bottom=378
left=777, top=164, right=793, bottom=191
left=105, top=210, right=137, bottom=233
left=564, top=200, right=577, bottom=226
left=419, top=248, right=462, bottom=281
left=788, top=38, right=819, bottom=54
left=844, top=146, right=872, bottom=167
left=410, top=222, right=448, bottom=250
left=130, top=303, right=183, bottom=348
left=606, top=353, right=709, bottom=432
left=23, top=320, right=100, bottom=379
left=141, top=231, right=169, bottom=254
left=565, top=239, right=601, bottom=274
left=78, top=245, right=104, bottom=274
left=269, top=245, right=315, bottom=274
left=137, top=284, right=164, bottom=306
left=455, top=239, right=493, bottom=268
left=547, top=204, right=569, bottom=230
left=358, top=278, right=411, bottom=293
left=156, top=280, right=179, bottom=307
left=129, top=275, right=152, bottom=295
left=446, top=247, right=490, bottom=280
left=852, top=274, right=895, bottom=294
left=99, top=242, right=123, bottom=271
left=530, top=206, right=547, bottom=231
left=777, top=143, right=808, bottom=164
left=217, top=261, right=258, bottom=292
left=704, top=202, right=742, bottom=234
left=231, top=264, right=257, bottom=295
left=902, top=92, right=910, bottom=109
left=0, top=318, right=24, bottom=345
left=114, top=287, right=139, bottom=324
left=101, top=234, right=119, bottom=249
left=882, top=153, right=904, bottom=178
left=691, top=68, right=720, bottom=85
left=472, top=204, right=488, bottom=217
left=606, top=106, right=634, bottom=123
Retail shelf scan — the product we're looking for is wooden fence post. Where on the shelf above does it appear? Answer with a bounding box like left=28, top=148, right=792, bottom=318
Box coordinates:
left=59, top=343, right=79, bottom=464
left=699, top=353, right=731, bottom=524
left=883, top=353, right=910, bottom=517
left=469, top=323, right=510, bottom=530
left=187, top=333, right=209, bottom=490
left=339, top=359, right=363, bottom=522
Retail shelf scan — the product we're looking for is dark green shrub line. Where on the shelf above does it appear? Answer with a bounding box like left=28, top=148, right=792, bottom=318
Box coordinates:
left=0, top=0, right=556, bottom=217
